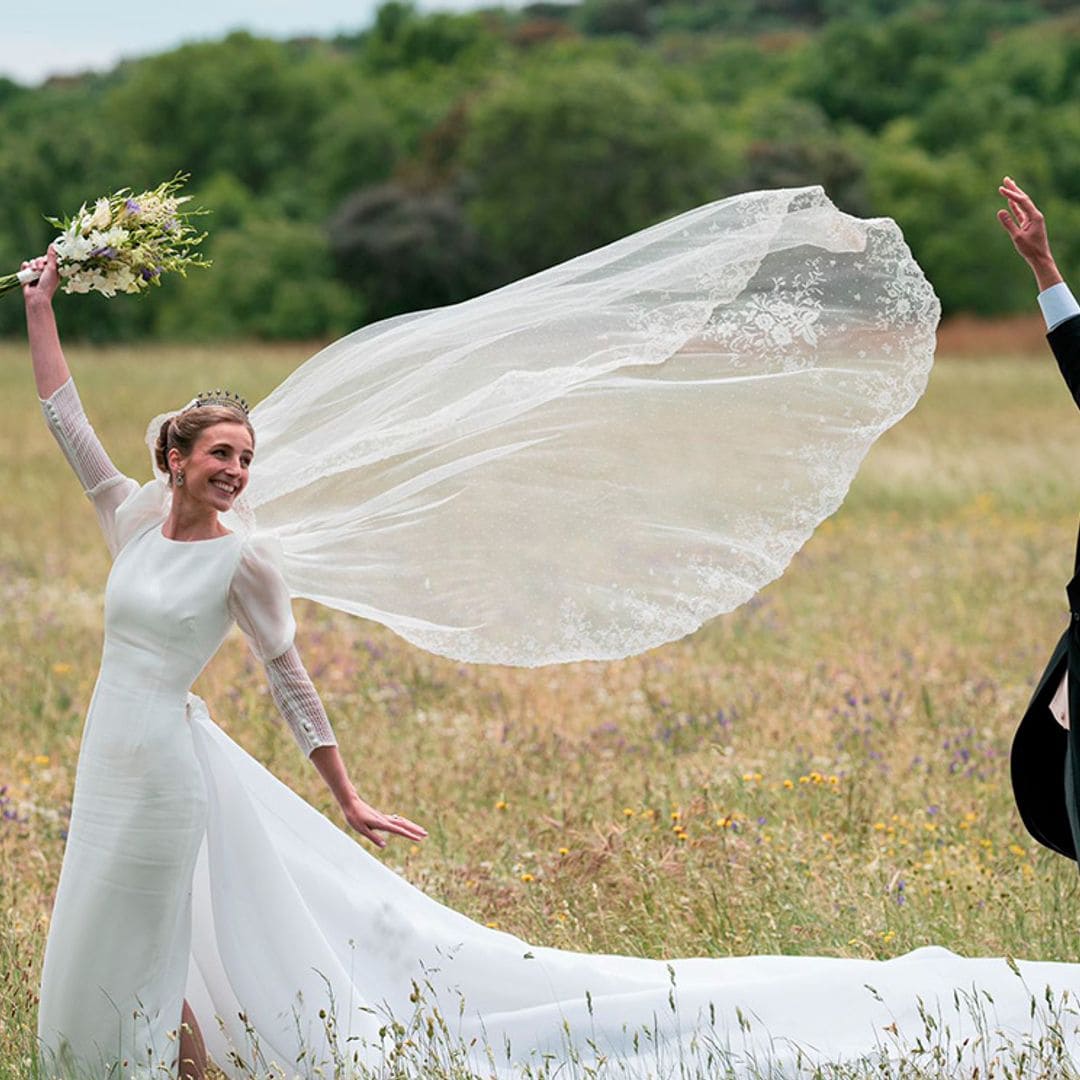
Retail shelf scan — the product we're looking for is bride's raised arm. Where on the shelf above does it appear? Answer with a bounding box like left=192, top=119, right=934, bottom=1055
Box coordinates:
left=24, top=246, right=139, bottom=557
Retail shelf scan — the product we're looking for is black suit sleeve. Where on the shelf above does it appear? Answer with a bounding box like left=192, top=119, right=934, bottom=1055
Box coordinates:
left=1048, top=314, right=1080, bottom=410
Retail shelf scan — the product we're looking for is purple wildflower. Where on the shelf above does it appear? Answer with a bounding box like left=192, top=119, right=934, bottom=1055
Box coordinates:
left=125, top=199, right=141, bottom=214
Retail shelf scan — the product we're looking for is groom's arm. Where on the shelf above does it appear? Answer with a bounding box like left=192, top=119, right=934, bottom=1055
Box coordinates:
left=997, top=176, right=1080, bottom=406
left=1043, top=283, right=1080, bottom=404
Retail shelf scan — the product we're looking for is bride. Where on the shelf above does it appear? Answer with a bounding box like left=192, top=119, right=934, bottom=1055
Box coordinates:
left=23, top=245, right=428, bottom=1079
left=23, top=186, right=1074, bottom=1079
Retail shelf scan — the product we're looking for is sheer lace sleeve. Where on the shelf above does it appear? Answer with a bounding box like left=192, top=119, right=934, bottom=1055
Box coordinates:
left=40, top=376, right=140, bottom=558
left=228, top=535, right=338, bottom=758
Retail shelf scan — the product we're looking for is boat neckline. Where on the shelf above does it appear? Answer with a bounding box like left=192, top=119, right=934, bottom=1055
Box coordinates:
left=157, top=525, right=236, bottom=544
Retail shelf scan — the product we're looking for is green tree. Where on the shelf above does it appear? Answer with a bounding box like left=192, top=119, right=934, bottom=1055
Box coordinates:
left=105, top=33, right=346, bottom=198
left=363, top=2, right=504, bottom=71
left=460, top=62, right=736, bottom=275
left=797, top=3, right=1040, bottom=132
left=154, top=217, right=360, bottom=340
left=328, top=181, right=498, bottom=318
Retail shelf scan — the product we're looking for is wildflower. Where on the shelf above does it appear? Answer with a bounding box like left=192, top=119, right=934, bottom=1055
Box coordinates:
left=558, top=846, right=569, bottom=856
left=783, top=779, right=794, bottom=789
left=89, top=198, right=111, bottom=230
left=495, top=800, right=508, bottom=811
left=34, top=755, right=50, bottom=766
left=52, top=662, right=71, bottom=675
left=623, top=808, right=635, bottom=818
left=520, top=873, right=534, bottom=883
left=1008, top=843, right=1025, bottom=857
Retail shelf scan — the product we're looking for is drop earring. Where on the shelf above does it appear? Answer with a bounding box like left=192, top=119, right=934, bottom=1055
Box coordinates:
left=176, top=468, right=185, bottom=487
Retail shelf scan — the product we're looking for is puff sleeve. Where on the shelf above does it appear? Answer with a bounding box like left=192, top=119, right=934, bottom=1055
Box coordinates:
left=228, top=535, right=338, bottom=758
left=39, top=376, right=140, bottom=559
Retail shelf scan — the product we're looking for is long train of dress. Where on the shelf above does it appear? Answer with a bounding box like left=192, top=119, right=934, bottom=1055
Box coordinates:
left=174, top=694, right=1080, bottom=1078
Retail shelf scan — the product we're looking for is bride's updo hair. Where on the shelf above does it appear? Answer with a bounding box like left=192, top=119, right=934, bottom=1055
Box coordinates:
left=155, top=402, right=256, bottom=486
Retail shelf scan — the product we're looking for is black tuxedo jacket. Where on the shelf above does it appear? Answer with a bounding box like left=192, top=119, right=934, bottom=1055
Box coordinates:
left=1012, top=312, right=1080, bottom=861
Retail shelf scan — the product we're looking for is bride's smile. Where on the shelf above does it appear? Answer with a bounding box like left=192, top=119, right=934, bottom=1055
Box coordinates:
left=173, top=424, right=253, bottom=509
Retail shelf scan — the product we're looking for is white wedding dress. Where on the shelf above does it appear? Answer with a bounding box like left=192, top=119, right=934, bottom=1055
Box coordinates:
left=32, top=466, right=1080, bottom=1078
left=31, top=187, right=1080, bottom=1078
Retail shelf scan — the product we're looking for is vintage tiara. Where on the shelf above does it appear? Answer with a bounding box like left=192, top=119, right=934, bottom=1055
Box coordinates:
left=189, top=388, right=249, bottom=415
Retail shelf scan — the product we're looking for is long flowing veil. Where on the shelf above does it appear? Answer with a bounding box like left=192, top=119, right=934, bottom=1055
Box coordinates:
left=148, top=185, right=940, bottom=666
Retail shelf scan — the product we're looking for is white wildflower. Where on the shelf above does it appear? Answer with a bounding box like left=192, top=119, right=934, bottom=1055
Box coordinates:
left=89, top=198, right=111, bottom=230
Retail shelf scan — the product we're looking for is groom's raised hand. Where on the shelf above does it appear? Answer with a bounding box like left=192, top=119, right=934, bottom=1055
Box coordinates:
left=997, top=176, right=1063, bottom=292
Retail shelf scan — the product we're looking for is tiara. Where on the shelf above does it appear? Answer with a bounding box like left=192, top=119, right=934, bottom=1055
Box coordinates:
left=191, top=388, right=249, bottom=415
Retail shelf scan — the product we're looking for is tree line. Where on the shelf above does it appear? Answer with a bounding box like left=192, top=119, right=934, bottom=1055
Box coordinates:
left=0, top=0, right=1077, bottom=340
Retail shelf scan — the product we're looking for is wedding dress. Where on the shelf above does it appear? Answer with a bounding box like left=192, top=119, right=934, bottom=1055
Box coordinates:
left=35, top=186, right=1078, bottom=1079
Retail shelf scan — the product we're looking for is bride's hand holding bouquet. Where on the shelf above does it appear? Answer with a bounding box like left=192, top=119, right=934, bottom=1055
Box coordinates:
left=20, top=245, right=59, bottom=307
left=2, top=173, right=209, bottom=300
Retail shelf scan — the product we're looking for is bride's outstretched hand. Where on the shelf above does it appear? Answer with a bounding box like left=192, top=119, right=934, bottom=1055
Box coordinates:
left=21, top=245, right=59, bottom=306
left=340, top=792, right=427, bottom=849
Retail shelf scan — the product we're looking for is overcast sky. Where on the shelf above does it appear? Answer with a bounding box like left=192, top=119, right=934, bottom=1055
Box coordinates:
left=2, top=0, right=500, bottom=85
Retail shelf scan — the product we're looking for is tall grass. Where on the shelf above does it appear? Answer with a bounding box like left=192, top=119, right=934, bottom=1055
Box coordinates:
left=3, top=343, right=1080, bottom=1076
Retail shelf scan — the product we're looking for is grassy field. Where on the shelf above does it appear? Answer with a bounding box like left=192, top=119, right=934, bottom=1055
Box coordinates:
left=3, top=339, right=1080, bottom=1076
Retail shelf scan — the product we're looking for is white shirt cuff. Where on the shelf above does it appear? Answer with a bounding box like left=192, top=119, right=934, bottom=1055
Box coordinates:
left=1038, top=282, right=1080, bottom=332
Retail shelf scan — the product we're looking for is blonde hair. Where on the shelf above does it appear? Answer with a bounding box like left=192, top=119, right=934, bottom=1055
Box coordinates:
left=154, top=404, right=255, bottom=485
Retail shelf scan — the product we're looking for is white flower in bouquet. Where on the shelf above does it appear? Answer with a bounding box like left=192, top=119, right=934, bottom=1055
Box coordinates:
left=0, top=173, right=210, bottom=299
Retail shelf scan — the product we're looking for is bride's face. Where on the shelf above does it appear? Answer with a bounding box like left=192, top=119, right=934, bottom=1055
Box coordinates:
left=173, top=422, right=254, bottom=512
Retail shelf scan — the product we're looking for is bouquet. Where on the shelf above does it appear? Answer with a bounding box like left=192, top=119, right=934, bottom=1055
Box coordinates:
left=0, top=173, right=210, bottom=299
